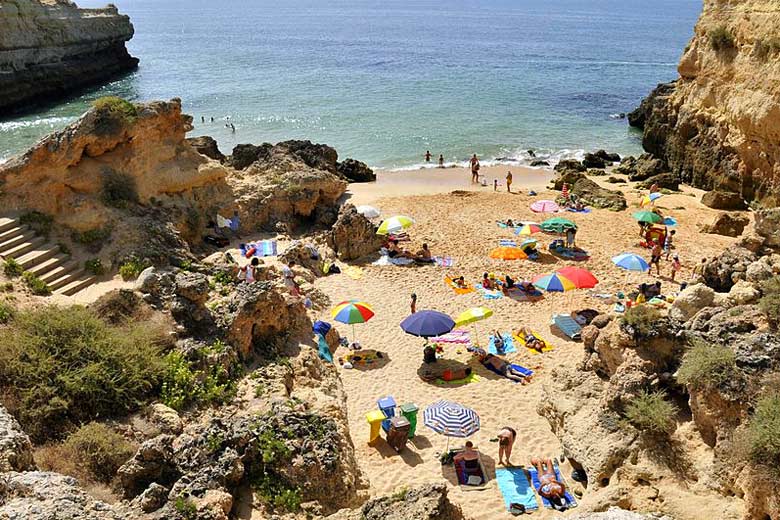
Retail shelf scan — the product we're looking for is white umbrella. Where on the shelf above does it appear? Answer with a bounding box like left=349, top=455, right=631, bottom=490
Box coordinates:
left=356, top=205, right=381, bottom=219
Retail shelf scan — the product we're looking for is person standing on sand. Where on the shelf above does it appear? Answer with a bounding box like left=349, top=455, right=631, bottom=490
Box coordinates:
left=506, top=170, right=513, bottom=193
left=438, top=154, right=444, bottom=168
left=650, top=242, right=663, bottom=276
left=425, top=150, right=431, bottom=162
left=494, top=179, right=498, bottom=191
left=410, top=293, right=417, bottom=314
left=497, top=426, right=516, bottom=465
left=470, top=154, right=480, bottom=183
left=670, top=254, right=681, bottom=282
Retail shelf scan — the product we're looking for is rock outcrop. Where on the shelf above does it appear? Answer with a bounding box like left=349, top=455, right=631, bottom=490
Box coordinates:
left=328, top=484, right=464, bottom=520
left=629, top=1, right=780, bottom=204
left=328, top=204, right=384, bottom=261
left=0, top=406, right=35, bottom=473
left=0, top=0, right=138, bottom=116
left=699, top=212, right=750, bottom=237
left=553, top=171, right=627, bottom=211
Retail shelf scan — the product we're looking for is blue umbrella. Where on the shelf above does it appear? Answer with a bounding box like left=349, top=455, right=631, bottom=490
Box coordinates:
left=612, top=253, right=650, bottom=272
left=424, top=399, right=480, bottom=450
left=663, top=217, right=677, bottom=226
left=400, top=310, right=455, bottom=338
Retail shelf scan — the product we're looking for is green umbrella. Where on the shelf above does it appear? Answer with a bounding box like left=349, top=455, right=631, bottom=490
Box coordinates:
left=633, top=210, right=663, bottom=224
left=540, top=217, right=577, bottom=234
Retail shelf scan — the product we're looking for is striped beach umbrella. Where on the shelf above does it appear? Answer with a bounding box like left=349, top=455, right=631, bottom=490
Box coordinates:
left=531, top=200, right=560, bottom=213
left=612, top=253, right=650, bottom=272
left=640, top=192, right=663, bottom=207
left=489, top=246, right=528, bottom=260
left=377, top=215, right=415, bottom=235
left=514, top=222, right=542, bottom=236
left=532, top=272, right=577, bottom=293
left=556, top=266, right=599, bottom=289
left=331, top=300, right=374, bottom=343
left=519, top=238, right=538, bottom=251
left=424, top=399, right=480, bottom=450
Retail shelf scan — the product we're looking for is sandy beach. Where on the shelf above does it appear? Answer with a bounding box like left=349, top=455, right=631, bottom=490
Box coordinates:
left=315, top=168, right=740, bottom=519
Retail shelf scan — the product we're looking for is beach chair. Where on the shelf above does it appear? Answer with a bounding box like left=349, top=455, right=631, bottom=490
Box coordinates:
left=528, top=464, right=578, bottom=510
left=496, top=467, right=539, bottom=512
left=552, top=314, right=582, bottom=341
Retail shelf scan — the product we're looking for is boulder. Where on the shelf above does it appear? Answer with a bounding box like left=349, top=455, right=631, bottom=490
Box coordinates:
left=701, top=190, right=748, bottom=211
left=728, top=281, right=761, bottom=306
left=670, top=283, right=715, bottom=322
left=554, top=159, right=586, bottom=173
left=554, top=172, right=626, bottom=211
left=607, top=176, right=627, bottom=184
left=117, top=435, right=178, bottom=498
left=131, top=481, right=169, bottom=513
left=627, top=154, right=666, bottom=182
left=337, top=159, right=375, bottom=183
left=637, top=172, right=679, bottom=191
left=0, top=406, right=35, bottom=473
left=594, top=150, right=621, bottom=163
left=745, top=255, right=780, bottom=284
left=613, top=156, right=636, bottom=176
left=702, top=247, right=757, bottom=292
left=173, top=272, right=210, bottom=304
left=586, top=168, right=607, bottom=176
left=278, top=241, right=324, bottom=274
left=148, top=403, right=183, bottom=435
left=700, top=212, right=749, bottom=237
left=530, top=159, right=550, bottom=167
left=328, top=483, right=464, bottom=520
left=754, top=208, right=780, bottom=247
left=186, top=136, right=225, bottom=162
left=737, top=231, right=766, bottom=253
left=228, top=143, right=270, bottom=170
left=582, top=153, right=607, bottom=169
left=329, top=204, right=384, bottom=261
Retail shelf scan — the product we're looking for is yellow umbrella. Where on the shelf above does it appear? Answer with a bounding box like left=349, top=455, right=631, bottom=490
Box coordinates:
left=377, top=215, right=415, bottom=235
left=455, top=307, right=493, bottom=345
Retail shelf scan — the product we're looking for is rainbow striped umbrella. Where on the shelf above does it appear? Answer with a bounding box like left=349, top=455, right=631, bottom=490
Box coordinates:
left=514, top=222, right=542, bottom=236
left=532, top=272, right=577, bottom=293
left=556, top=266, right=599, bottom=289
left=332, top=300, right=375, bottom=342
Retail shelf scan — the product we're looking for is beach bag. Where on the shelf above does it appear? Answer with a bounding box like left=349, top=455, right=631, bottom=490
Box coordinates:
left=509, top=503, right=526, bottom=516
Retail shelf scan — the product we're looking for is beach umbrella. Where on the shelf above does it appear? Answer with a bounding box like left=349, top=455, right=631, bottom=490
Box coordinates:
left=356, top=205, right=381, bottom=219
left=640, top=193, right=663, bottom=207
left=663, top=217, right=677, bottom=227
left=612, top=253, right=650, bottom=272
left=424, top=399, right=480, bottom=451
left=455, top=307, right=493, bottom=343
left=514, top=222, right=542, bottom=236
left=530, top=200, right=560, bottom=213
left=520, top=238, right=538, bottom=251
left=532, top=272, right=577, bottom=293
left=540, top=217, right=577, bottom=234
left=633, top=211, right=663, bottom=225
left=400, top=310, right=455, bottom=339
left=332, top=300, right=375, bottom=343
left=556, top=266, right=599, bottom=289
left=489, top=246, right=528, bottom=260
left=377, top=215, right=415, bottom=235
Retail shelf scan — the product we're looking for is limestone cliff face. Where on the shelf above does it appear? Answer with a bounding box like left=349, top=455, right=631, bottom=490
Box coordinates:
left=630, top=0, right=780, bottom=204
left=0, top=0, right=138, bottom=116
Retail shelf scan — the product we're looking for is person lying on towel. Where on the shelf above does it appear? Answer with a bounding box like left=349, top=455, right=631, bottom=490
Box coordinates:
left=473, top=348, right=528, bottom=383
left=531, top=458, right=568, bottom=511
left=516, top=326, right=545, bottom=353
left=454, top=276, right=468, bottom=288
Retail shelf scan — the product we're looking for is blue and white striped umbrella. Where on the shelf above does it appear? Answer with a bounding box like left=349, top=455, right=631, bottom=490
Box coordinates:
left=423, top=399, right=480, bottom=438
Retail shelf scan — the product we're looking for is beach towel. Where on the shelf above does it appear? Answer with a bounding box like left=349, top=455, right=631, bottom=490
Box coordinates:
left=445, top=277, right=475, bottom=295
left=434, top=256, right=454, bottom=267
left=373, top=254, right=414, bottom=266
left=565, top=207, right=592, bottom=214
left=488, top=333, right=517, bottom=355
left=549, top=241, right=589, bottom=261
left=528, top=465, right=578, bottom=510
left=483, top=362, right=533, bottom=382
left=431, top=329, right=471, bottom=344
left=513, top=330, right=553, bottom=354
left=507, top=287, right=544, bottom=302
left=552, top=314, right=582, bottom=340
left=339, top=350, right=385, bottom=367
left=496, top=468, right=538, bottom=511
left=499, top=239, right=517, bottom=247
left=476, top=286, right=503, bottom=300
left=316, top=333, right=333, bottom=363
left=435, top=371, right=481, bottom=386
left=240, top=240, right=277, bottom=257
left=453, top=453, right=490, bottom=490
left=216, top=214, right=232, bottom=228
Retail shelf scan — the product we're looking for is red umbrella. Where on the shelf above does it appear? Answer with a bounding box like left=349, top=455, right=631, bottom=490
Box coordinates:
left=556, top=266, right=598, bottom=289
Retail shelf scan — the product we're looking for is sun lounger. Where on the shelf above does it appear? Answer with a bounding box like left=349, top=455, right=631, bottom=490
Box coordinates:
left=527, top=464, right=578, bottom=510
left=496, top=467, right=539, bottom=511
left=444, top=277, right=475, bottom=295
left=552, top=314, right=582, bottom=340
left=488, top=333, right=517, bottom=355
left=453, top=451, right=490, bottom=490
left=513, top=330, right=553, bottom=354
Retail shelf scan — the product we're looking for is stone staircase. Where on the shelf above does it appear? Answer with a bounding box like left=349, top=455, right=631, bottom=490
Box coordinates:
left=0, top=217, right=97, bottom=297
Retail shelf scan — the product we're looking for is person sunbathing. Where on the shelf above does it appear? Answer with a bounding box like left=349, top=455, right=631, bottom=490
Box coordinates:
left=473, top=349, right=528, bottom=383
left=454, top=441, right=481, bottom=472
left=531, top=458, right=567, bottom=511
left=415, top=243, right=433, bottom=262
left=490, top=330, right=505, bottom=353
left=387, top=239, right=412, bottom=259
left=482, top=272, right=497, bottom=290
left=455, top=276, right=468, bottom=288
left=516, top=326, right=545, bottom=353
left=500, top=275, right=516, bottom=295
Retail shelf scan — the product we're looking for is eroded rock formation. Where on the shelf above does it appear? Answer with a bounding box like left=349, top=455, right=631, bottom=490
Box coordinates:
left=0, top=0, right=138, bottom=115
left=629, top=1, right=780, bottom=204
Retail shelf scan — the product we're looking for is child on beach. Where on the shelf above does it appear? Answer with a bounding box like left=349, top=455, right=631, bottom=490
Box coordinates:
left=506, top=171, right=513, bottom=193
left=438, top=154, right=444, bottom=167
left=670, top=254, right=681, bottom=282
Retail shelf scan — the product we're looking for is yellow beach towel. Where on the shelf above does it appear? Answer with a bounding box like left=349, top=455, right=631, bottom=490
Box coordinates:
left=513, top=330, right=554, bottom=354
left=445, top=276, right=475, bottom=295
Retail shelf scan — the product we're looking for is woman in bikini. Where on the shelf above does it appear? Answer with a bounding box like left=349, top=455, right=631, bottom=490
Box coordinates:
left=531, top=458, right=567, bottom=510
left=516, top=326, right=545, bottom=353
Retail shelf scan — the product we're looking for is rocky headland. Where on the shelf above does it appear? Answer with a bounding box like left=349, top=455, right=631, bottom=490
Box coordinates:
left=0, top=0, right=138, bottom=116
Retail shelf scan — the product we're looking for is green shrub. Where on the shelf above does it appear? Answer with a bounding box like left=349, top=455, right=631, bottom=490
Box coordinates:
left=20, top=211, right=54, bottom=237
left=173, top=495, right=198, bottom=519
left=0, top=305, right=167, bottom=441
left=759, top=278, right=780, bottom=329
left=213, top=270, right=234, bottom=286
left=3, top=257, right=23, bottom=278
left=624, top=390, right=678, bottom=434
left=22, top=271, right=51, bottom=296
left=710, top=26, right=736, bottom=52
left=63, top=422, right=136, bottom=483
left=0, top=300, right=14, bottom=324
left=84, top=258, right=105, bottom=276
left=746, top=392, right=780, bottom=466
left=677, top=340, right=738, bottom=390
left=160, top=351, right=236, bottom=411
left=253, top=473, right=302, bottom=512
left=92, top=97, right=138, bottom=126
left=72, top=226, right=112, bottom=253
left=621, top=305, right=662, bottom=338
left=101, top=168, right=139, bottom=208
left=119, top=257, right=151, bottom=281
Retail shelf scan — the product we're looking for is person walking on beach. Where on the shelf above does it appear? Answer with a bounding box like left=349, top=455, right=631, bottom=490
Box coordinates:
left=493, top=179, right=498, bottom=191
left=506, top=170, right=513, bottom=193
left=664, top=229, right=675, bottom=260
left=470, top=154, right=480, bottom=183
left=201, top=116, right=205, bottom=123
left=670, top=254, right=681, bottom=282
left=438, top=154, right=444, bottom=168
left=425, top=150, right=432, bottom=162
left=497, top=426, right=516, bottom=465
left=230, top=123, right=236, bottom=133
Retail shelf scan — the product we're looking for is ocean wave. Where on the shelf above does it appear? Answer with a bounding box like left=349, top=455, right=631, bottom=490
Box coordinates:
left=383, top=148, right=586, bottom=172
left=0, top=116, right=74, bottom=132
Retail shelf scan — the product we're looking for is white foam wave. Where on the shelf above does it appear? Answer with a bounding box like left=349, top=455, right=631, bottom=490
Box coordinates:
left=382, top=148, right=586, bottom=172
left=0, top=116, right=74, bottom=132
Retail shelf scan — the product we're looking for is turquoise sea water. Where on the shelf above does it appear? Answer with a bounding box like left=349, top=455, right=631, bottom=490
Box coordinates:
left=0, top=0, right=700, bottom=169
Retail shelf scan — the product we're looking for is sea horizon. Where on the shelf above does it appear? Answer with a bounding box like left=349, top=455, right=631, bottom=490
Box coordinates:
left=0, top=0, right=701, bottom=170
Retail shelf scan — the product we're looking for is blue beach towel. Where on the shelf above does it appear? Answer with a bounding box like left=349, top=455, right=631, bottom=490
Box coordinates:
left=552, top=314, right=582, bottom=340
left=240, top=240, right=277, bottom=257
left=499, top=239, right=517, bottom=247
left=488, top=333, right=517, bottom=355
left=566, top=207, right=592, bottom=214
left=496, top=468, right=538, bottom=511
left=316, top=333, right=333, bottom=363
left=477, top=286, right=503, bottom=300
left=528, top=465, right=578, bottom=509
left=483, top=362, right=533, bottom=382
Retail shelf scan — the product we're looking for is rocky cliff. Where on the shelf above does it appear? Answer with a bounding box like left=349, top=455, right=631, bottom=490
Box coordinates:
left=629, top=0, right=780, bottom=205
left=0, top=0, right=138, bottom=116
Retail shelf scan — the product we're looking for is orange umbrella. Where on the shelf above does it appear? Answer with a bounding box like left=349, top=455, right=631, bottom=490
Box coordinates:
left=556, top=266, right=599, bottom=289
left=489, top=246, right=528, bottom=260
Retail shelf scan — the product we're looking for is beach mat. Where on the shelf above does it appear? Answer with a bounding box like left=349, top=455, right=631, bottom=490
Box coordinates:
left=528, top=464, right=578, bottom=509
left=454, top=452, right=490, bottom=490
left=477, top=286, right=503, bottom=300
left=445, top=277, right=475, bottom=295
left=566, top=207, right=592, bottom=214
left=339, top=350, right=385, bottom=367
left=431, top=328, right=471, bottom=344
left=488, top=333, right=517, bottom=355
left=552, top=314, right=582, bottom=340
left=435, top=371, right=481, bottom=386
left=240, top=240, right=277, bottom=258
left=507, top=288, right=544, bottom=302
left=434, top=256, right=454, bottom=267
left=513, top=330, right=553, bottom=354
left=499, top=239, right=517, bottom=247
left=496, top=467, right=538, bottom=511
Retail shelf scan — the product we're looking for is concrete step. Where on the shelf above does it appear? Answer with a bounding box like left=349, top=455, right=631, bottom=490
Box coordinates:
left=44, top=269, right=84, bottom=291
left=55, top=275, right=97, bottom=297
left=38, top=260, right=80, bottom=283
left=0, top=231, right=36, bottom=254
left=0, top=217, right=20, bottom=235
left=0, top=236, right=47, bottom=259
left=15, top=245, right=61, bottom=270
left=27, top=254, right=71, bottom=277
left=0, top=225, right=28, bottom=244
